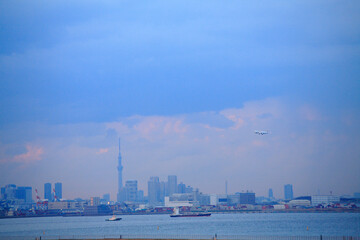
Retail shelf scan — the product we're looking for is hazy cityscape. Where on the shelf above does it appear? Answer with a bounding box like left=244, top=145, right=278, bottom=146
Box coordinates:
left=1, top=139, right=359, bottom=218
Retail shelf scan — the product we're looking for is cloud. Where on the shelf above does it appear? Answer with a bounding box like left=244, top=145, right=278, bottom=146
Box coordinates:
left=0, top=97, right=359, bottom=198
left=220, top=98, right=283, bottom=130
left=12, top=144, right=44, bottom=164
left=96, top=148, right=109, bottom=154
left=299, top=105, right=322, bottom=121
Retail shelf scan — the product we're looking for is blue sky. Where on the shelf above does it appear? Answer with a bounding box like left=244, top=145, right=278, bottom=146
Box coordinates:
left=0, top=0, right=359, bottom=200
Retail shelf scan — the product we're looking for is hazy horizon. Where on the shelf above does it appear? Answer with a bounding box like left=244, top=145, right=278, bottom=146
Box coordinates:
left=0, top=0, right=359, bottom=201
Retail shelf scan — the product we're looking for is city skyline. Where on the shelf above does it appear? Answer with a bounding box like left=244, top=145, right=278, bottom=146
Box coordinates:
left=0, top=1, right=359, bottom=200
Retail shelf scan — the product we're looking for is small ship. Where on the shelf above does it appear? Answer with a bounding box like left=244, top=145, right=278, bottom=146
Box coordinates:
left=170, top=207, right=211, bottom=217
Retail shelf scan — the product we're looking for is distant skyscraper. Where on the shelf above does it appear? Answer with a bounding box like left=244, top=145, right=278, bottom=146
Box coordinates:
left=117, top=139, right=124, bottom=202
left=1, top=184, right=16, bottom=200
left=159, top=181, right=166, bottom=201
left=44, top=183, right=52, bottom=201
left=284, top=184, right=294, bottom=200
left=268, top=188, right=274, bottom=199
left=137, top=190, right=144, bottom=202
left=1, top=185, right=32, bottom=203
left=16, top=186, right=32, bottom=203
left=168, top=175, right=177, bottom=196
left=55, top=182, right=62, bottom=200
left=125, top=180, right=138, bottom=202
left=103, top=193, right=110, bottom=202
left=148, top=176, right=160, bottom=206
left=178, top=182, right=186, bottom=193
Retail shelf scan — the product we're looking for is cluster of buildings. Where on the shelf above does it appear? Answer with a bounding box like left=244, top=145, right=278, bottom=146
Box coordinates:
left=1, top=184, right=32, bottom=206
left=1, top=140, right=359, bottom=217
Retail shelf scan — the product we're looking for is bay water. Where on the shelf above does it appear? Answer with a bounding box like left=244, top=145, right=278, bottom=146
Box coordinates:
left=0, top=213, right=359, bottom=238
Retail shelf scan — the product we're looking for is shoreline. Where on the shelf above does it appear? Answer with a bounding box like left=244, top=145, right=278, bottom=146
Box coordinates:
left=1, top=208, right=359, bottom=220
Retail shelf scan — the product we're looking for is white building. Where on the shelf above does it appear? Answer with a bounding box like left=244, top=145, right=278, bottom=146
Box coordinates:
left=164, top=193, right=194, bottom=207
left=311, top=195, right=340, bottom=206
left=164, top=196, right=193, bottom=207
left=288, top=199, right=311, bottom=207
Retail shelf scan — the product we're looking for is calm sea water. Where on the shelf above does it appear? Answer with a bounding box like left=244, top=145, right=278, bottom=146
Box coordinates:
left=0, top=213, right=359, bottom=238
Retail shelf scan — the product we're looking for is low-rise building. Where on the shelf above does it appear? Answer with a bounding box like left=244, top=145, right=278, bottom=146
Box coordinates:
left=311, top=195, right=340, bottom=206
left=164, top=193, right=195, bottom=207
left=288, top=199, right=311, bottom=207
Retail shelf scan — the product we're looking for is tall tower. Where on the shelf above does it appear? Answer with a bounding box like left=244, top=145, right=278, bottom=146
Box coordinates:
left=284, top=184, right=293, bottom=200
left=167, top=175, right=177, bottom=197
left=268, top=188, right=274, bottom=199
left=55, top=182, right=62, bottom=200
left=117, top=138, right=123, bottom=202
left=44, top=183, right=52, bottom=201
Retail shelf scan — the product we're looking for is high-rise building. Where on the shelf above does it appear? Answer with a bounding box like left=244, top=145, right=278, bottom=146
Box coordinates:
left=268, top=188, right=274, bottom=199
left=117, top=139, right=124, bottom=202
left=125, top=180, right=138, bottom=202
left=1, top=184, right=16, bottom=200
left=185, top=185, right=193, bottom=194
left=159, top=181, right=166, bottom=201
left=178, top=182, right=186, bottom=194
left=137, top=190, right=144, bottom=202
left=16, top=187, right=32, bottom=203
left=148, top=176, right=160, bottom=206
left=103, top=193, right=110, bottom=202
left=168, top=175, right=177, bottom=196
left=44, top=183, right=52, bottom=201
left=1, top=185, right=32, bottom=203
left=55, top=182, right=62, bottom=200
left=284, top=184, right=294, bottom=200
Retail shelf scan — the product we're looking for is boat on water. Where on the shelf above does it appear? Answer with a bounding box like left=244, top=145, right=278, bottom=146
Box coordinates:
left=170, top=207, right=211, bottom=217
left=105, top=215, right=122, bottom=221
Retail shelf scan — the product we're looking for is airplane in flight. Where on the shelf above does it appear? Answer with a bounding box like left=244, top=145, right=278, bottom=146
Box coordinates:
left=254, top=130, right=269, bottom=135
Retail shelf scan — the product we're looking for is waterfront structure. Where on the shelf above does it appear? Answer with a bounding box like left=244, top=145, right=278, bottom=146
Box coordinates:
left=148, top=176, right=161, bottom=206
left=288, top=199, right=311, bottom=207
left=268, top=188, right=274, bottom=199
left=284, top=184, right=293, bottom=200
left=117, top=139, right=124, bottom=202
left=125, top=180, right=138, bottom=202
left=168, top=175, right=177, bottom=196
left=0, top=184, right=16, bottom=200
left=90, top=197, right=101, bottom=206
left=44, top=183, right=52, bottom=201
left=0, top=184, right=32, bottom=203
left=240, top=192, right=256, bottom=204
left=55, top=182, right=62, bottom=200
left=48, top=201, right=68, bottom=210
left=311, top=195, right=340, bottom=206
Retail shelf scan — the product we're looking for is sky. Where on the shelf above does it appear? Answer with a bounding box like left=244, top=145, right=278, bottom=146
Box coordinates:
left=0, top=0, right=359, bottom=200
